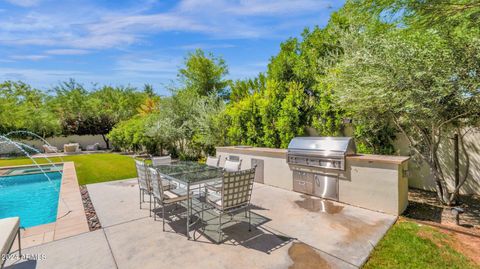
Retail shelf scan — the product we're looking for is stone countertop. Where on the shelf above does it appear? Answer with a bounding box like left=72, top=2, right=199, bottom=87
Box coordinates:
left=216, top=146, right=410, bottom=165
left=216, top=146, right=287, bottom=158
left=347, top=154, right=410, bottom=165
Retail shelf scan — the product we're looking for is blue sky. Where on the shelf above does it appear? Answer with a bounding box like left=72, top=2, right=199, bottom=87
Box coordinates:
left=0, top=0, right=344, bottom=95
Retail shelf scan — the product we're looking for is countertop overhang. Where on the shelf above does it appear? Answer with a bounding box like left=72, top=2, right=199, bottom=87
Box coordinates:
left=216, top=146, right=410, bottom=165
left=346, top=154, right=410, bottom=165
left=216, top=146, right=287, bottom=158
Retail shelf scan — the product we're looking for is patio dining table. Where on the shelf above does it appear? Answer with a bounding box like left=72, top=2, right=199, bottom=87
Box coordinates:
left=152, top=161, right=223, bottom=239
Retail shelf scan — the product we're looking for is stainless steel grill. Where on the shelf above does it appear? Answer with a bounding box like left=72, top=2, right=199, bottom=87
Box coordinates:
left=287, top=137, right=356, bottom=171
left=288, top=137, right=356, bottom=201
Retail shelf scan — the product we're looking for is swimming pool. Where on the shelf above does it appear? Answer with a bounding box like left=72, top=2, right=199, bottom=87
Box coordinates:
left=0, top=171, right=62, bottom=228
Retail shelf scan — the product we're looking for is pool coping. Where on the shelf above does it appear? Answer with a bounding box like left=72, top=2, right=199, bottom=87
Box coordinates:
left=0, top=163, right=64, bottom=176
left=14, top=162, right=90, bottom=249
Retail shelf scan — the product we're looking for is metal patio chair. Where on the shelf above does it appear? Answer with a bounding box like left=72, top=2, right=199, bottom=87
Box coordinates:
left=206, top=155, right=221, bottom=167
left=148, top=167, right=191, bottom=232
left=205, top=157, right=243, bottom=193
left=205, top=158, right=242, bottom=192
left=135, top=159, right=173, bottom=217
left=204, top=167, right=256, bottom=243
left=223, top=158, right=242, bottom=172
left=135, top=159, right=152, bottom=214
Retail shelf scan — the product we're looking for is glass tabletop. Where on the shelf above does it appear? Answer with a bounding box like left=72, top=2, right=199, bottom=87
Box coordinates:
left=152, top=161, right=223, bottom=184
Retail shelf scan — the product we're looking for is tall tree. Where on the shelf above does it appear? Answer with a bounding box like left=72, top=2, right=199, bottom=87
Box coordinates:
left=329, top=0, right=480, bottom=204
left=178, top=49, right=230, bottom=98
left=53, top=81, right=146, bottom=148
left=224, top=11, right=352, bottom=148
left=143, top=50, right=230, bottom=158
left=0, top=81, right=60, bottom=137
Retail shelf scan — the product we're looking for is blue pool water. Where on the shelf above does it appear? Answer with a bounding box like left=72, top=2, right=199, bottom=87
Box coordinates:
left=0, top=172, right=62, bottom=228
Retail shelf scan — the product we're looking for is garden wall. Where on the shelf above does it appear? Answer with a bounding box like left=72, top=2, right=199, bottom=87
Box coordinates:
left=1, top=135, right=107, bottom=154
left=394, top=129, right=480, bottom=196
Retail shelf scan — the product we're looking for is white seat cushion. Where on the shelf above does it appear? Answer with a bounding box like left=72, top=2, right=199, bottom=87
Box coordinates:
left=224, top=160, right=241, bottom=172
left=163, top=190, right=189, bottom=204
left=0, top=217, right=20, bottom=257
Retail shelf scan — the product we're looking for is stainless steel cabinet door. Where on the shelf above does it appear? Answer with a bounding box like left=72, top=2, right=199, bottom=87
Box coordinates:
left=293, top=171, right=313, bottom=194
left=313, top=174, right=338, bottom=200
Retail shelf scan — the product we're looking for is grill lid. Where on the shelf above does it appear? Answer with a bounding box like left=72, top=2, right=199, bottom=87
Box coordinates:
left=287, top=137, right=356, bottom=156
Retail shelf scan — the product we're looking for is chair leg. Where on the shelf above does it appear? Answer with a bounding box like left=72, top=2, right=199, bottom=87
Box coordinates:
left=17, top=228, right=21, bottom=257
left=154, top=198, right=157, bottom=221
left=149, top=193, right=152, bottom=217
left=218, top=214, right=222, bottom=243
left=248, top=209, right=252, bottom=232
left=162, top=205, right=166, bottom=232
left=139, top=189, right=142, bottom=209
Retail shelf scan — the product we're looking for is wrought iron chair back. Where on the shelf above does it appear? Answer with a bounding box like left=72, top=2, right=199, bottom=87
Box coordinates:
left=147, top=167, right=166, bottom=202
left=135, top=159, right=150, bottom=191
left=221, top=167, right=256, bottom=211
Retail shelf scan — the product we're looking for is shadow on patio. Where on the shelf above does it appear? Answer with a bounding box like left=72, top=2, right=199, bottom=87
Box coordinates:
left=153, top=201, right=293, bottom=255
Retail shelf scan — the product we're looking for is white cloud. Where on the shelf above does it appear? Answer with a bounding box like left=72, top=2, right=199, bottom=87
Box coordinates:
left=45, top=49, right=91, bottom=55
left=0, top=65, right=176, bottom=94
left=178, top=0, right=334, bottom=16
left=4, top=0, right=41, bottom=7
left=0, top=0, right=339, bottom=49
left=0, top=67, right=90, bottom=88
left=86, top=13, right=209, bottom=35
left=115, top=55, right=181, bottom=76
left=9, top=54, right=48, bottom=61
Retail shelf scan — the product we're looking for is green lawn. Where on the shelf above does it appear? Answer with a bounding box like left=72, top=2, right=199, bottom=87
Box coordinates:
left=0, top=153, right=136, bottom=185
left=365, top=220, right=479, bottom=269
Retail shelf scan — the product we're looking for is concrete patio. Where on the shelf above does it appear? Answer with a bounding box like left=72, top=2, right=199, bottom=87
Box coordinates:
left=6, top=179, right=396, bottom=269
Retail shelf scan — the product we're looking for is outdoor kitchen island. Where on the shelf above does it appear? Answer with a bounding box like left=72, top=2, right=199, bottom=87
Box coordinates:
left=216, top=142, right=410, bottom=215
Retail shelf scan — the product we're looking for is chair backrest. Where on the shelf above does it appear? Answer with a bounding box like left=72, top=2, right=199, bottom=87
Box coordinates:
left=206, top=155, right=221, bottom=167
left=152, top=156, right=172, bottom=166
left=224, top=159, right=242, bottom=172
left=221, top=167, right=256, bottom=210
left=147, top=167, right=165, bottom=201
left=135, top=160, right=150, bottom=191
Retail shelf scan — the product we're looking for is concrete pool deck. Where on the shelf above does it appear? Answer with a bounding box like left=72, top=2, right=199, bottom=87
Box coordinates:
left=10, top=162, right=89, bottom=249
left=6, top=179, right=396, bottom=269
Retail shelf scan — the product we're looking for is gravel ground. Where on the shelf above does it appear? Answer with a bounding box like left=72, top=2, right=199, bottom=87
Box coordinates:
left=80, top=185, right=102, bottom=231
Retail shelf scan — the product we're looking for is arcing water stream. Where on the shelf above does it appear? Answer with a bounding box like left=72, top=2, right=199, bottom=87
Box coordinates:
left=0, top=132, right=71, bottom=215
